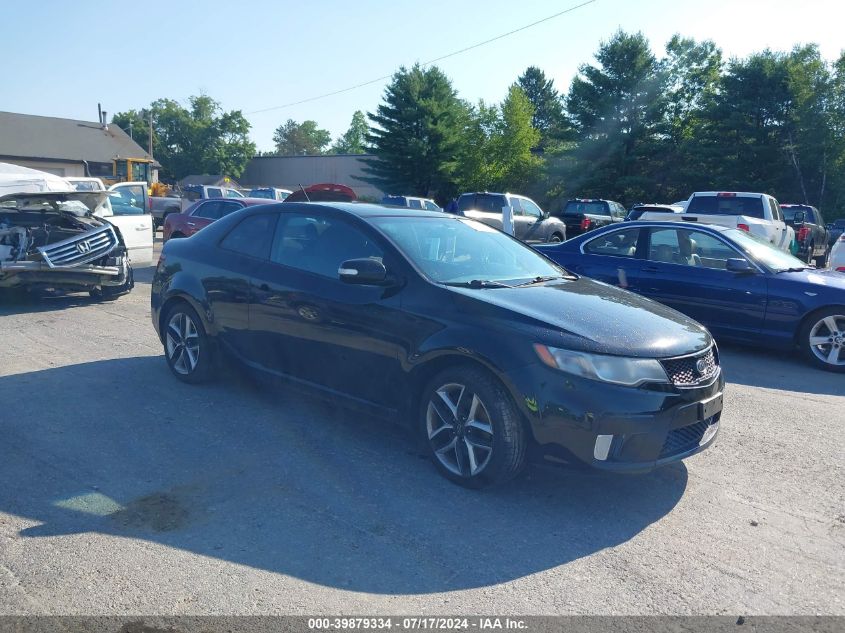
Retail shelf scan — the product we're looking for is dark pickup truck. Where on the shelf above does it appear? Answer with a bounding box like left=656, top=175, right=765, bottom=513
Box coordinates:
left=555, top=198, right=626, bottom=237
left=781, top=204, right=829, bottom=265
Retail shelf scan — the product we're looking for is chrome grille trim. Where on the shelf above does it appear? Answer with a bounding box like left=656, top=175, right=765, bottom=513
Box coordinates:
left=36, top=224, right=118, bottom=268
left=659, top=346, right=720, bottom=388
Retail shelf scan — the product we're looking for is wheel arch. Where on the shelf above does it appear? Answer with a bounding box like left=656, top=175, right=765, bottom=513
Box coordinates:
left=158, top=291, right=214, bottom=344
left=403, top=351, right=538, bottom=444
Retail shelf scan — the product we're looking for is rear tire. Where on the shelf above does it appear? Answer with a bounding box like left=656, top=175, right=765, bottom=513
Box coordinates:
left=162, top=302, right=216, bottom=383
left=548, top=233, right=564, bottom=243
left=419, top=366, right=527, bottom=488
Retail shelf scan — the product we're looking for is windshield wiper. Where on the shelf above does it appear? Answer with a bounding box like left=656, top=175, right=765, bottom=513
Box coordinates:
left=514, top=274, right=575, bottom=286
left=441, top=279, right=514, bottom=289
left=777, top=266, right=810, bottom=273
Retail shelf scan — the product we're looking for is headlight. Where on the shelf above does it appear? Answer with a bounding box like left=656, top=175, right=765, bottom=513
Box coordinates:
left=534, top=344, right=669, bottom=387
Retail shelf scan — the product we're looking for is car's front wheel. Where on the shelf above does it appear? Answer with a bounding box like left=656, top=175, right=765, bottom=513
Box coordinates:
left=800, top=309, right=845, bottom=372
left=163, top=303, right=215, bottom=383
left=548, top=232, right=564, bottom=243
left=420, top=367, right=527, bottom=488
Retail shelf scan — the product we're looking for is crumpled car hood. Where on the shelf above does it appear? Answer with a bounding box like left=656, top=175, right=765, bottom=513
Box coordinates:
left=0, top=191, right=110, bottom=217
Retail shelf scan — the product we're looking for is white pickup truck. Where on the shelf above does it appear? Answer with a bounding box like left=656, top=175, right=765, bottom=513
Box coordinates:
left=639, top=191, right=795, bottom=252
left=66, top=177, right=154, bottom=266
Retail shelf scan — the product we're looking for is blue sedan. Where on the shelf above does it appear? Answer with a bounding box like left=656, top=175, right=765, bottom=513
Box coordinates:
left=536, top=221, right=845, bottom=372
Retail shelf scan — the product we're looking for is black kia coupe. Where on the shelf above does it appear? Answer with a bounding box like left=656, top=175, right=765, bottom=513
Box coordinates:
left=151, top=203, right=724, bottom=488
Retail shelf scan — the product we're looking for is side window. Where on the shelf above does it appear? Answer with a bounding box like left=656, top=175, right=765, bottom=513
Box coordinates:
left=521, top=199, right=543, bottom=219
left=193, top=201, right=223, bottom=219
left=509, top=197, right=524, bottom=215
left=648, top=228, right=742, bottom=268
left=584, top=228, right=641, bottom=257
left=219, top=201, right=243, bottom=217
left=614, top=203, right=626, bottom=218
left=270, top=214, right=384, bottom=279
left=770, top=198, right=783, bottom=222
left=219, top=213, right=277, bottom=259
left=424, top=200, right=440, bottom=211
left=109, top=184, right=146, bottom=215
left=457, top=194, right=475, bottom=212
left=408, top=198, right=423, bottom=209
left=207, top=188, right=223, bottom=198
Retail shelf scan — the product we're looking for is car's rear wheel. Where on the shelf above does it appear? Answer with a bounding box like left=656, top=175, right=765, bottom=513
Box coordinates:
left=163, top=303, right=215, bottom=383
left=548, top=233, right=564, bottom=243
left=420, top=367, right=527, bottom=488
left=800, top=309, right=845, bottom=372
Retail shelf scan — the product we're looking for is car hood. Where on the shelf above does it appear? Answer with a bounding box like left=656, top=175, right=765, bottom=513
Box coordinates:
left=776, top=268, right=845, bottom=291
left=0, top=191, right=109, bottom=217
left=448, top=277, right=712, bottom=358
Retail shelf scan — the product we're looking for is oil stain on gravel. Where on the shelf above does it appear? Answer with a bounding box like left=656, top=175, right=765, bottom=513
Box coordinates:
left=109, top=492, right=190, bottom=532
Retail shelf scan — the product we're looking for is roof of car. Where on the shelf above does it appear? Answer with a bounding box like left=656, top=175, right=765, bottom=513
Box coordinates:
left=590, top=220, right=733, bottom=233
left=690, top=191, right=768, bottom=198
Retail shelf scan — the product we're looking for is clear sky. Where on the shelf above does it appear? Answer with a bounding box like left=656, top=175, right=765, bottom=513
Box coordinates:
left=4, top=0, right=843, bottom=152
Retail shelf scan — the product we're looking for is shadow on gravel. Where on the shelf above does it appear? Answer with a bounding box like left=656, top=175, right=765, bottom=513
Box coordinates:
left=0, top=356, right=687, bottom=594
left=0, top=266, right=155, bottom=314
left=717, top=341, right=844, bottom=397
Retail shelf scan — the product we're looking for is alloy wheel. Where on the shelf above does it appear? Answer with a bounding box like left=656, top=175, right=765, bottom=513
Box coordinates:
left=166, top=311, right=200, bottom=375
left=426, top=383, right=494, bottom=477
left=808, top=314, right=845, bottom=367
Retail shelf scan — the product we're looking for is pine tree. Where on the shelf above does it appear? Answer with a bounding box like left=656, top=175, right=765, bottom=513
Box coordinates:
left=361, top=64, right=467, bottom=199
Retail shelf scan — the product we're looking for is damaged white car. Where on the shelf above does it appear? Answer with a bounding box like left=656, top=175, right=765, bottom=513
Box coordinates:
left=0, top=189, right=134, bottom=298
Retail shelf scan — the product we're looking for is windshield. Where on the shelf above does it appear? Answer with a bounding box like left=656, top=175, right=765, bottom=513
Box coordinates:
left=372, top=216, right=566, bottom=284
left=563, top=201, right=609, bottom=216
left=249, top=189, right=274, bottom=199
left=687, top=195, right=765, bottom=218
left=725, top=228, right=809, bottom=271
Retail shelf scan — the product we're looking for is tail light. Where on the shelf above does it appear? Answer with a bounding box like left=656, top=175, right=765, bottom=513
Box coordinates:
left=797, top=227, right=809, bottom=241
left=580, top=218, right=592, bottom=231
left=717, top=192, right=737, bottom=197
left=840, top=234, right=845, bottom=242
left=737, top=223, right=750, bottom=232
left=837, top=267, right=845, bottom=272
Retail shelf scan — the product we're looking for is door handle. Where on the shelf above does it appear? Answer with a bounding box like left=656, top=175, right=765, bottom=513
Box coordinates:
left=187, top=222, right=196, bottom=227
left=135, top=226, right=148, bottom=231
left=642, top=266, right=660, bottom=273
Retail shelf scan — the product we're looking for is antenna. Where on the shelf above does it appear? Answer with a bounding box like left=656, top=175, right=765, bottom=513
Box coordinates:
left=299, top=184, right=311, bottom=202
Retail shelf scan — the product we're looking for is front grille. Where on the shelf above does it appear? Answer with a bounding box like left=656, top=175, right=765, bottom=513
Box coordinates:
left=660, top=346, right=719, bottom=387
left=37, top=225, right=118, bottom=268
left=659, top=416, right=718, bottom=458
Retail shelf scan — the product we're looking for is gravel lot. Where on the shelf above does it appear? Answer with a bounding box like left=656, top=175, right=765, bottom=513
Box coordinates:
left=0, top=237, right=842, bottom=615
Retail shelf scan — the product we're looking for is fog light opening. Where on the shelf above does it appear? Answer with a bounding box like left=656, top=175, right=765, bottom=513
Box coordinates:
left=594, top=434, right=614, bottom=461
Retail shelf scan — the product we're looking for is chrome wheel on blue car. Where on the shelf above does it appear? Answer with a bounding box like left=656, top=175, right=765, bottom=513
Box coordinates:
left=802, top=310, right=845, bottom=372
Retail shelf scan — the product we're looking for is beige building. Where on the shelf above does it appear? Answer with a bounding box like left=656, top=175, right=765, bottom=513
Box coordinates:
left=0, top=111, right=156, bottom=180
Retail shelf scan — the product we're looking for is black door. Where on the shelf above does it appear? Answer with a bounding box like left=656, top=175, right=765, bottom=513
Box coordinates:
left=249, top=211, right=408, bottom=411
left=204, top=212, right=278, bottom=356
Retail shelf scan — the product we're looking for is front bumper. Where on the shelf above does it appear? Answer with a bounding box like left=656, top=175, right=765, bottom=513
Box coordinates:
left=0, top=255, right=127, bottom=289
left=505, top=363, right=725, bottom=473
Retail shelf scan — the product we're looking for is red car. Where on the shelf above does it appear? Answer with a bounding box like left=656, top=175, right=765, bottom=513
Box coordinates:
left=162, top=198, right=270, bottom=242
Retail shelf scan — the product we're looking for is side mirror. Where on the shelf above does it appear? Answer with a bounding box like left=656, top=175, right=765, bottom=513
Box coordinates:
left=339, top=258, right=388, bottom=285
left=792, top=211, right=805, bottom=224
left=726, top=258, right=756, bottom=274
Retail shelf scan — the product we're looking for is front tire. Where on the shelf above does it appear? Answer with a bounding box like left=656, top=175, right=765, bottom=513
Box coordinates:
left=548, top=232, right=564, bottom=243
left=800, top=309, right=845, bottom=372
left=420, top=367, right=527, bottom=488
left=90, top=262, right=134, bottom=300
left=163, top=303, right=215, bottom=383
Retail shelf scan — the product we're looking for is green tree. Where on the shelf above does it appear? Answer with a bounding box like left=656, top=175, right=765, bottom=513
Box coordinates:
left=361, top=64, right=467, bottom=200
left=516, top=66, right=566, bottom=150
left=564, top=30, right=666, bottom=201
left=487, top=86, right=543, bottom=191
left=113, top=95, right=255, bottom=181
left=272, top=119, right=331, bottom=155
left=331, top=111, right=369, bottom=154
